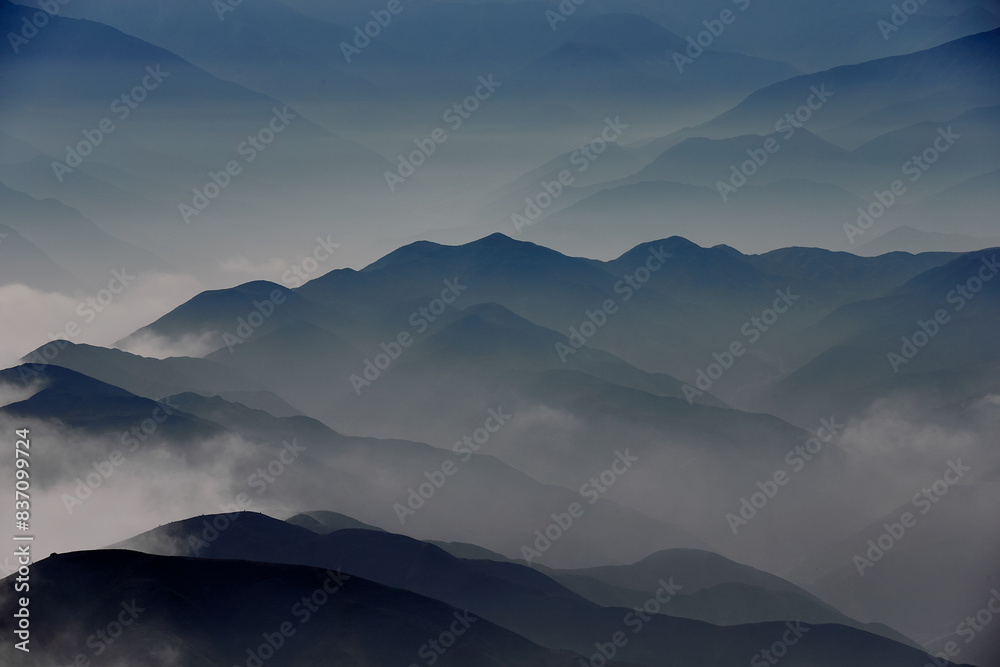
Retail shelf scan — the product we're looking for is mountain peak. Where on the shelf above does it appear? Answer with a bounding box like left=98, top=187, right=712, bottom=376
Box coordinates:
left=467, top=232, right=524, bottom=248
left=362, top=233, right=565, bottom=274
left=616, top=235, right=703, bottom=260
left=0, top=363, right=132, bottom=400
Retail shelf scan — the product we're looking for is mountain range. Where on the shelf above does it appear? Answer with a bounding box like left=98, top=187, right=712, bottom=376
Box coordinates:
left=1, top=1, right=997, bottom=664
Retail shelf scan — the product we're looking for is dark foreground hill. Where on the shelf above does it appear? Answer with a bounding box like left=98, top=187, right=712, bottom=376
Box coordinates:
left=0, top=550, right=618, bottom=667
left=103, top=512, right=957, bottom=667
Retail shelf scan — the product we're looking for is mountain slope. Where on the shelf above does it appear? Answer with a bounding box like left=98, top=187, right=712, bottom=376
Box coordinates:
left=19, top=340, right=302, bottom=415
left=766, top=247, right=1000, bottom=423
left=0, top=222, right=77, bottom=292
left=0, top=549, right=602, bottom=666
left=0, top=179, right=167, bottom=289
left=694, top=28, right=1000, bottom=147
left=0, top=2, right=393, bottom=276
left=549, top=547, right=910, bottom=644
left=112, top=512, right=947, bottom=667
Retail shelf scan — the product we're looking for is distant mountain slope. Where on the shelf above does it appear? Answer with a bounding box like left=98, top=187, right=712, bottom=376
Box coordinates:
left=18, top=341, right=302, bottom=415
left=0, top=364, right=223, bottom=439
left=0, top=222, right=77, bottom=292
left=692, top=28, right=1000, bottom=147
left=857, top=226, right=1000, bottom=257
left=509, top=13, right=799, bottom=127
left=766, top=247, right=1000, bottom=423
left=916, top=168, right=1000, bottom=237
left=548, top=548, right=910, bottom=644
left=22, top=0, right=376, bottom=105
left=287, top=510, right=384, bottom=534
left=0, top=179, right=168, bottom=289
left=0, top=2, right=393, bottom=276
left=789, top=482, right=1000, bottom=659
left=512, top=88, right=998, bottom=256
left=703, top=1, right=1000, bottom=73
left=632, top=130, right=853, bottom=187
left=282, top=0, right=998, bottom=75
left=518, top=177, right=867, bottom=255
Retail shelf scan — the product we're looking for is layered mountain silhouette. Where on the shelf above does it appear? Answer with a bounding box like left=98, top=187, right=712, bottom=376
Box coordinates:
left=99, top=510, right=941, bottom=665
left=15, top=234, right=993, bottom=575
left=0, top=549, right=613, bottom=667
left=1, top=2, right=997, bottom=664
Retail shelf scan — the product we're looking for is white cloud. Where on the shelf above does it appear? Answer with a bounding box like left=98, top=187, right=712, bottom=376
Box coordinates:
left=118, top=331, right=219, bottom=359
left=0, top=272, right=203, bottom=369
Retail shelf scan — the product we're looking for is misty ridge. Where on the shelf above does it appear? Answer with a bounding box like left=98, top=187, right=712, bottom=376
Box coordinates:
left=0, top=0, right=999, bottom=666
